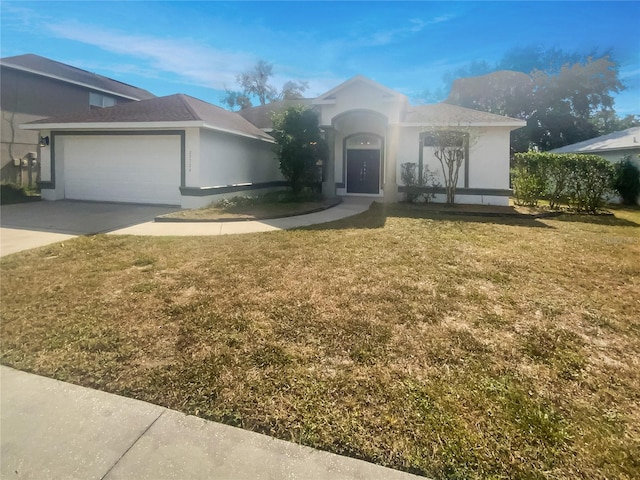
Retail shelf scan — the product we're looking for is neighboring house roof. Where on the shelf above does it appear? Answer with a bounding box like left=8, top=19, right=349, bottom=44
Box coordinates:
left=22, top=94, right=274, bottom=142
left=237, top=99, right=314, bottom=130
left=549, top=127, right=640, bottom=154
left=313, top=75, right=407, bottom=104
left=404, top=103, right=525, bottom=127
left=0, top=53, right=155, bottom=101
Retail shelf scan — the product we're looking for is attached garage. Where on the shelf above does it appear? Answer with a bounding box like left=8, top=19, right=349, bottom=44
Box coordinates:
left=22, top=94, right=283, bottom=208
left=59, top=133, right=182, bottom=205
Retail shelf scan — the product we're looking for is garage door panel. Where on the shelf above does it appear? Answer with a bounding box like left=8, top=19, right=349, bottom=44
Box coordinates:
left=62, top=135, right=181, bottom=205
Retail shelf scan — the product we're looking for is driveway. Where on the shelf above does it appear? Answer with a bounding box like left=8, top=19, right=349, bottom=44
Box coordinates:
left=0, top=201, right=179, bottom=257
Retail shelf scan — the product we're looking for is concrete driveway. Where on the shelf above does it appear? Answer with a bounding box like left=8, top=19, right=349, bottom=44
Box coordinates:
left=0, top=200, right=179, bottom=257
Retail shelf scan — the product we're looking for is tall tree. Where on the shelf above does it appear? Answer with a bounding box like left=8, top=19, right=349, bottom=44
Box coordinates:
left=280, top=80, right=309, bottom=100
left=237, top=59, right=278, bottom=106
left=445, top=53, right=624, bottom=151
left=221, top=60, right=309, bottom=110
left=220, top=87, right=252, bottom=111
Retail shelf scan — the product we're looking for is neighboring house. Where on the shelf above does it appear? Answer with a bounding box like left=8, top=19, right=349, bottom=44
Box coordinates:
left=549, top=127, right=640, bottom=165
left=1, top=53, right=155, bottom=184
left=23, top=75, right=525, bottom=208
left=22, top=94, right=281, bottom=207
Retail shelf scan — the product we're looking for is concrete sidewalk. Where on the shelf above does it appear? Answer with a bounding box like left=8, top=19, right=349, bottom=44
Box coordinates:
left=108, top=196, right=374, bottom=236
left=0, top=366, right=422, bottom=479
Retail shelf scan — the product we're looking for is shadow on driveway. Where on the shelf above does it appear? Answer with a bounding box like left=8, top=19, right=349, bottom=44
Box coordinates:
left=0, top=201, right=180, bottom=257
left=1, top=200, right=180, bottom=235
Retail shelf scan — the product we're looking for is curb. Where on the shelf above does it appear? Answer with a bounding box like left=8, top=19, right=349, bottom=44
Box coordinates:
left=154, top=198, right=343, bottom=223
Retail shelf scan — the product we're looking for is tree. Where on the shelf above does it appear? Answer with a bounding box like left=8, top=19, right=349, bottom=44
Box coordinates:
left=220, top=87, right=252, bottom=111
left=445, top=53, right=624, bottom=152
left=237, top=59, right=278, bottom=106
left=221, top=60, right=309, bottom=110
left=591, top=110, right=640, bottom=136
left=423, top=130, right=471, bottom=204
left=280, top=80, right=309, bottom=100
left=271, top=105, right=326, bottom=193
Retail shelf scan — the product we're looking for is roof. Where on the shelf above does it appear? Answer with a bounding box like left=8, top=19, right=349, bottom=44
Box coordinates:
left=237, top=99, right=315, bottom=130
left=313, top=75, right=407, bottom=104
left=403, top=103, right=526, bottom=127
left=549, top=127, right=640, bottom=154
left=22, top=94, right=274, bottom=141
left=0, top=53, right=155, bottom=101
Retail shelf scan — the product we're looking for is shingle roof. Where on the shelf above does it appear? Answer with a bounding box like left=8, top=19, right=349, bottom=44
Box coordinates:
left=237, top=99, right=315, bottom=129
left=549, top=127, right=640, bottom=153
left=25, top=94, right=274, bottom=141
left=0, top=53, right=155, bottom=100
left=404, top=103, right=525, bottom=126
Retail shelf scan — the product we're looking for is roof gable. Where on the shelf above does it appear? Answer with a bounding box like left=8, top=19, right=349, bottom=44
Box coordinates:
left=313, top=75, right=406, bottom=104
left=0, top=53, right=155, bottom=100
left=23, top=94, right=273, bottom=141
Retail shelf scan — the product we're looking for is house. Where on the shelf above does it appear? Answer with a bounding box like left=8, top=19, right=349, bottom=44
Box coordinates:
left=1, top=54, right=155, bottom=184
left=22, top=75, right=525, bottom=208
left=549, top=127, right=640, bottom=165
left=243, top=76, right=525, bottom=205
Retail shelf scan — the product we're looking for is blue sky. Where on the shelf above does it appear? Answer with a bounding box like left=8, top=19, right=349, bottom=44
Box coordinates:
left=2, top=1, right=639, bottom=114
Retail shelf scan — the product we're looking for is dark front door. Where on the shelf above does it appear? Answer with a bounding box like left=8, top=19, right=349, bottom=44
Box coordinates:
left=346, top=149, right=380, bottom=194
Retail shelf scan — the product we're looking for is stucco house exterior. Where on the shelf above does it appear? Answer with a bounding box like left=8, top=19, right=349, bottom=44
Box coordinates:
left=23, top=75, right=525, bottom=208
left=549, top=126, right=640, bottom=166
left=22, top=94, right=281, bottom=208
left=1, top=54, right=155, bottom=184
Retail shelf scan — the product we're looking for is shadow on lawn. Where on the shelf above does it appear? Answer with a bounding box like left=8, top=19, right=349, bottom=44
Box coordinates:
left=305, top=202, right=555, bottom=231
left=553, top=215, right=639, bottom=227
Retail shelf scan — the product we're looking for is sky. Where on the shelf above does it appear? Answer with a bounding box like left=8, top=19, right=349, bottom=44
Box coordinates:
left=1, top=1, right=639, bottom=115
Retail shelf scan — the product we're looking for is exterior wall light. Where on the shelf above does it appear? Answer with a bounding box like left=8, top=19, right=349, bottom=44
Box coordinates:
left=39, top=136, right=50, bottom=147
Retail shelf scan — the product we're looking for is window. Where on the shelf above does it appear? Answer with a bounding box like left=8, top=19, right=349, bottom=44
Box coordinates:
left=90, top=92, right=116, bottom=108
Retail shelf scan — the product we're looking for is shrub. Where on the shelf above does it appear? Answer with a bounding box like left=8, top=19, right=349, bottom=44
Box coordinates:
left=400, top=162, right=440, bottom=203
left=271, top=106, right=326, bottom=193
left=511, top=153, right=548, bottom=206
left=612, top=156, right=640, bottom=205
left=567, top=155, right=615, bottom=212
left=0, top=182, right=40, bottom=205
left=512, top=152, right=614, bottom=212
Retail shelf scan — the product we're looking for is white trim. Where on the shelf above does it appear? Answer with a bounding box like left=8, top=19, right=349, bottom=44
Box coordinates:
left=21, top=121, right=203, bottom=130
left=397, top=121, right=525, bottom=128
left=201, top=123, right=275, bottom=143
left=1, top=63, right=146, bottom=101
left=20, top=120, right=274, bottom=143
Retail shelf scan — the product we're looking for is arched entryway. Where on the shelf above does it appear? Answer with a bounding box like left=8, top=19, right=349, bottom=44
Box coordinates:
left=329, top=109, right=388, bottom=196
left=344, top=133, right=383, bottom=194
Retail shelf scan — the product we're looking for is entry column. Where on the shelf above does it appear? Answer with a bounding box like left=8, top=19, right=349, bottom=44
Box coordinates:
left=383, top=125, right=399, bottom=203
left=322, top=126, right=336, bottom=198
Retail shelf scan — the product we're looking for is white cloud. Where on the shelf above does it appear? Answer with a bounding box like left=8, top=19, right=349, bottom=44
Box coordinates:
left=360, top=13, right=456, bottom=47
left=46, top=22, right=256, bottom=90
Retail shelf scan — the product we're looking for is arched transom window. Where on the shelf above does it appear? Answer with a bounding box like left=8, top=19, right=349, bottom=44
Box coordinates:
left=346, top=134, right=382, bottom=149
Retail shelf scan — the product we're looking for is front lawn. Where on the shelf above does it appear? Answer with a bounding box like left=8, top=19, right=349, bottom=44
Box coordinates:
left=159, top=190, right=340, bottom=221
left=1, top=203, right=639, bottom=479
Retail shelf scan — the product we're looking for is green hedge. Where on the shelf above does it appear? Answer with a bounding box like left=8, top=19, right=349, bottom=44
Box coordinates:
left=512, top=152, right=614, bottom=212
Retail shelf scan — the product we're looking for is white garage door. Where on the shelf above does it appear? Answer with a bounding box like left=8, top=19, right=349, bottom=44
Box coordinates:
left=62, top=134, right=181, bottom=205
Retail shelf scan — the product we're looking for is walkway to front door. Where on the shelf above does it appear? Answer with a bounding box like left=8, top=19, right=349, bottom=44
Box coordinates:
left=346, top=149, right=380, bottom=194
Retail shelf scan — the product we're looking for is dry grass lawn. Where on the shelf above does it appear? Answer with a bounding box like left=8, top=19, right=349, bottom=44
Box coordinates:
left=1, top=203, right=639, bottom=479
